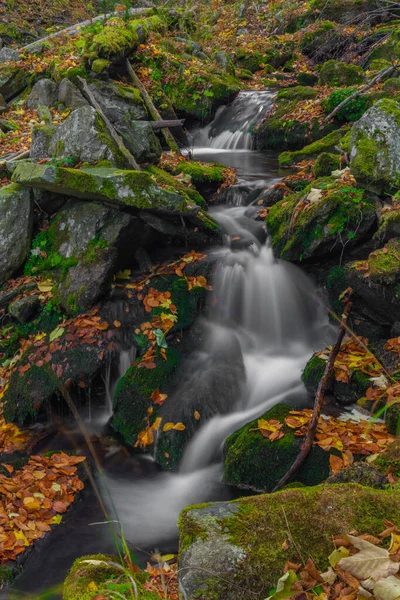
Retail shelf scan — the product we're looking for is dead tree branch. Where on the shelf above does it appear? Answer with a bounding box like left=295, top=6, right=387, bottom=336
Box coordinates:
left=272, top=289, right=353, bottom=493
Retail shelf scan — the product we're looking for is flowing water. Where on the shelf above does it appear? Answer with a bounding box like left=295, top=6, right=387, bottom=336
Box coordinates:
left=11, top=91, right=331, bottom=596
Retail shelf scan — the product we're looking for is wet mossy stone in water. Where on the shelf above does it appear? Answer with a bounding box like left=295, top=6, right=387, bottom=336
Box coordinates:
left=342, top=239, right=400, bottom=326
left=223, top=404, right=331, bottom=492
left=319, top=60, right=364, bottom=87
left=178, top=485, right=400, bottom=600
left=266, top=178, right=375, bottom=261
left=350, top=99, right=400, bottom=193
left=0, top=184, right=33, bottom=287
left=111, top=349, right=181, bottom=447
left=11, top=162, right=201, bottom=216
left=278, top=128, right=347, bottom=167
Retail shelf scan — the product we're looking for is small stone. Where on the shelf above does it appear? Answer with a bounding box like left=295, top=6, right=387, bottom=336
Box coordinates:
left=326, top=462, right=387, bottom=489
left=9, top=294, right=41, bottom=323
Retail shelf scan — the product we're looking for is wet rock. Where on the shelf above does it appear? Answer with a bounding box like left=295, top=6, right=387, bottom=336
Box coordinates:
left=8, top=294, right=41, bottom=323
left=26, top=78, right=58, bottom=109
left=120, top=121, right=161, bottom=164
left=350, top=99, right=400, bottom=193
left=57, top=78, right=88, bottom=110
left=223, top=403, right=331, bottom=492
left=48, top=105, right=130, bottom=167
left=254, top=182, right=289, bottom=207
left=326, top=462, right=387, bottom=488
left=0, top=184, right=33, bottom=286
left=178, top=485, right=400, bottom=600
left=267, top=178, right=376, bottom=262
left=156, top=326, right=246, bottom=470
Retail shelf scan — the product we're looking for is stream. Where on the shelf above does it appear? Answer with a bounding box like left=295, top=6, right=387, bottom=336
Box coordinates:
left=8, top=91, right=331, bottom=598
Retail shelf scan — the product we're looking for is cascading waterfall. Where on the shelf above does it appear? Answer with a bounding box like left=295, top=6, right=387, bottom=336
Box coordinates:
left=193, top=90, right=275, bottom=150
left=102, top=92, right=330, bottom=546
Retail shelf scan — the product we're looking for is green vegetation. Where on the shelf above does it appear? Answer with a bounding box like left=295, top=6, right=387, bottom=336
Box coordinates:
left=278, top=128, right=347, bottom=166
left=322, top=87, right=371, bottom=121
left=319, top=59, right=364, bottom=87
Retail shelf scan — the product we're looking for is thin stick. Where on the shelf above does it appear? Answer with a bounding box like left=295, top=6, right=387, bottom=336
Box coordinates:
left=272, top=288, right=353, bottom=492
left=126, top=60, right=181, bottom=154
left=324, top=66, right=396, bottom=122
left=77, top=76, right=141, bottom=171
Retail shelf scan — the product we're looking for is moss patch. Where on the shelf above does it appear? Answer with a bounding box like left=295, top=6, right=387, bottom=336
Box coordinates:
left=278, top=128, right=347, bottom=166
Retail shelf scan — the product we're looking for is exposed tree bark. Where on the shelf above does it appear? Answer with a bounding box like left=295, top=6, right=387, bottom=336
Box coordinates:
left=272, top=289, right=353, bottom=493
left=150, top=119, right=185, bottom=130
left=324, top=65, right=396, bottom=122
left=126, top=60, right=181, bottom=154
left=20, top=7, right=153, bottom=52
left=77, top=76, right=141, bottom=171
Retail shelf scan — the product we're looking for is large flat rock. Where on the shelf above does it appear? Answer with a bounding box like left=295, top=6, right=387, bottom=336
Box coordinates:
left=12, top=162, right=200, bottom=216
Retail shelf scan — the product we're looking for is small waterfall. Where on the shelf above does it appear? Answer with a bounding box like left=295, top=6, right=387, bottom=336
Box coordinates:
left=104, top=347, right=135, bottom=415
left=193, top=90, right=275, bottom=150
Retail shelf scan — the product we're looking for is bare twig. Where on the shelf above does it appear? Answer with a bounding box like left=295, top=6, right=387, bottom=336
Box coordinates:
left=272, top=289, right=353, bottom=492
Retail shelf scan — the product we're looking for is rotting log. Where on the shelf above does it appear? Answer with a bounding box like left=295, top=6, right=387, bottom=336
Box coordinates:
left=77, top=76, right=141, bottom=171
left=272, top=288, right=353, bottom=492
left=150, top=119, right=185, bottom=130
left=126, top=60, right=181, bottom=154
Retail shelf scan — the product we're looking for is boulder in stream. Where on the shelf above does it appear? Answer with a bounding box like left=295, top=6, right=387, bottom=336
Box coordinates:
left=178, top=484, right=400, bottom=600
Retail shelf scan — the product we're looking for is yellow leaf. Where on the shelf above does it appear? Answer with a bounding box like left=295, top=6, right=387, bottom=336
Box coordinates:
left=162, top=422, right=174, bottom=432
left=38, top=280, right=53, bottom=292
left=152, top=417, right=162, bottom=431
left=194, top=411, right=200, bottom=420
left=87, top=581, right=98, bottom=592
left=51, top=515, right=63, bottom=525
left=173, top=422, right=186, bottom=431
left=115, top=269, right=131, bottom=280
left=14, top=530, right=29, bottom=546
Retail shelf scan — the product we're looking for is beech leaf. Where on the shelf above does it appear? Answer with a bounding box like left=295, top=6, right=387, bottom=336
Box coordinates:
left=338, top=535, right=400, bottom=581
left=373, top=576, right=400, bottom=600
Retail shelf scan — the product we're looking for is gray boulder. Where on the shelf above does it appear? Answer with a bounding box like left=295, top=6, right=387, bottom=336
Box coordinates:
left=48, top=105, right=130, bottom=167
left=350, top=98, right=400, bottom=192
left=30, top=124, right=56, bottom=160
left=58, top=78, right=88, bottom=110
left=116, top=120, right=161, bottom=164
left=0, top=184, right=33, bottom=285
left=26, top=78, right=58, bottom=109
left=0, top=64, right=31, bottom=101
left=0, top=47, right=21, bottom=64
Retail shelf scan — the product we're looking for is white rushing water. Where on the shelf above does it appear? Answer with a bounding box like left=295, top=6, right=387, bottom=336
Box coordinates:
left=102, top=93, right=330, bottom=546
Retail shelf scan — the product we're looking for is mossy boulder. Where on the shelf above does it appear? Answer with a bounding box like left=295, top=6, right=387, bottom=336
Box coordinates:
left=63, top=554, right=122, bottom=600
left=0, top=184, right=33, bottom=286
left=278, top=128, right=347, bottom=166
left=322, top=87, right=372, bottom=122
left=373, top=207, right=400, bottom=244
left=30, top=123, right=57, bottom=161
left=223, top=404, right=331, bottom=492
left=0, top=63, right=33, bottom=101
left=255, top=95, right=335, bottom=150
left=26, top=78, right=58, bottom=109
left=350, top=98, right=400, bottom=193
left=145, top=165, right=206, bottom=207
left=178, top=484, right=400, bottom=600
left=326, top=462, right=387, bottom=488
left=336, top=239, right=400, bottom=327
left=302, top=352, right=371, bottom=405
left=266, top=178, right=375, bottom=261
left=48, top=105, right=130, bottom=168
left=173, top=73, right=240, bottom=121
left=319, top=59, right=364, bottom=87
left=314, top=152, right=341, bottom=177
left=277, top=85, right=318, bottom=101
left=11, top=163, right=201, bottom=217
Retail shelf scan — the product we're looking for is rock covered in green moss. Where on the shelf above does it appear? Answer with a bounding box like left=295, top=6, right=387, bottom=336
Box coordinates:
left=314, top=152, right=341, bottom=177
left=223, top=404, right=331, bottom=492
left=0, top=184, right=33, bottom=286
left=373, top=440, right=400, bottom=477
left=0, top=62, right=33, bottom=101
left=8, top=294, right=40, bottom=323
left=385, top=402, right=400, bottom=435
left=12, top=162, right=200, bottom=216
left=47, top=105, right=130, bottom=167
left=145, top=165, right=206, bottom=207
left=179, top=484, right=400, bottom=600
left=350, top=98, right=400, bottom=192
left=374, top=207, right=400, bottom=244
left=30, top=123, right=57, bottom=161
left=322, top=87, right=372, bottom=122
left=277, top=85, right=318, bottom=101
left=173, top=73, right=240, bottom=121
left=278, top=128, right=347, bottom=166
left=266, top=178, right=375, bottom=261
left=319, top=59, right=364, bottom=87
left=326, top=462, right=387, bottom=488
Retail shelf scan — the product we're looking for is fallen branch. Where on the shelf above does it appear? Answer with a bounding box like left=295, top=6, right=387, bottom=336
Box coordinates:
left=77, top=76, right=141, bottom=171
left=126, top=60, right=181, bottom=154
left=324, top=66, right=396, bottom=122
left=20, top=7, right=153, bottom=52
left=272, top=288, right=353, bottom=493
left=0, top=149, right=30, bottom=163
left=150, top=119, right=185, bottom=130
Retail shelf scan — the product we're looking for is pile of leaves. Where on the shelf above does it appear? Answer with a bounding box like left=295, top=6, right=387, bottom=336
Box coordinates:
left=256, top=409, right=395, bottom=474
left=0, top=452, right=84, bottom=562
left=267, top=521, right=400, bottom=599
left=316, top=336, right=382, bottom=385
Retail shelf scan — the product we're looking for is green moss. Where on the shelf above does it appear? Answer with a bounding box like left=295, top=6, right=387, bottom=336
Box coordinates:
left=91, top=59, right=110, bottom=74
left=175, top=161, right=225, bottom=184
left=223, top=404, right=331, bottom=492
left=178, top=513, right=209, bottom=552
left=145, top=164, right=206, bottom=207
left=319, top=59, right=364, bottom=87
left=24, top=228, right=78, bottom=277
left=322, top=87, right=371, bottom=121
left=63, top=554, right=121, bottom=600
left=314, top=152, right=341, bottom=177
left=374, top=441, right=400, bottom=476
left=302, top=354, right=326, bottom=392
left=278, top=128, right=347, bottom=166
left=179, top=484, right=400, bottom=599
left=112, top=348, right=181, bottom=447
left=368, top=239, right=400, bottom=284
